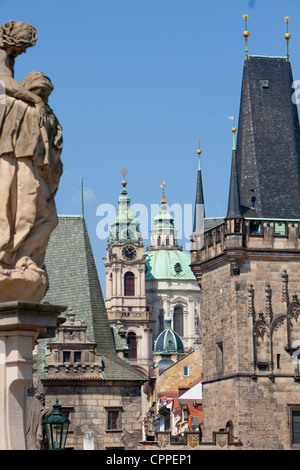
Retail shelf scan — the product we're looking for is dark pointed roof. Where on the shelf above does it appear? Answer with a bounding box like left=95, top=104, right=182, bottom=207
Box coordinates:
left=227, top=149, right=242, bottom=218
left=234, top=56, right=300, bottom=219
left=35, top=216, right=145, bottom=382
left=193, top=167, right=205, bottom=233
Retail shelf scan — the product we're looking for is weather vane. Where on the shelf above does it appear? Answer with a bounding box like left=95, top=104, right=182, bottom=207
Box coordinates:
left=243, top=14, right=250, bottom=59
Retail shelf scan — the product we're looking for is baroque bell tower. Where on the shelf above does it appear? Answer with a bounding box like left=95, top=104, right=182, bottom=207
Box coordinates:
left=105, top=170, right=153, bottom=377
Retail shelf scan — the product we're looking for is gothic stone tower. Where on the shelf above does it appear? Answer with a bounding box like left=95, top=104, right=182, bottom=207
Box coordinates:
left=105, top=171, right=153, bottom=377
left=191, top=31, right=300, bottom=449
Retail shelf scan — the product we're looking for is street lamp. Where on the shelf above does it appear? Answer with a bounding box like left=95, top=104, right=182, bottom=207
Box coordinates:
left=43, top=399, right=70, bottom=450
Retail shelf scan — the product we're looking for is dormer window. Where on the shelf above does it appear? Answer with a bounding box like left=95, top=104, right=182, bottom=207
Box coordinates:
left=260, top=79, right=269, bottom=88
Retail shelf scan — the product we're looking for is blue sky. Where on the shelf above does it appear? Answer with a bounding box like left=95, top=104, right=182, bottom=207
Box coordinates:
left=2, top=0, right=300, bottom=290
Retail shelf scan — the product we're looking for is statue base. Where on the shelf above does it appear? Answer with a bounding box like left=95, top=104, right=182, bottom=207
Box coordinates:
left=0, top=301, right=66, bottom=450
left=0, top=260, right=48, bottom=303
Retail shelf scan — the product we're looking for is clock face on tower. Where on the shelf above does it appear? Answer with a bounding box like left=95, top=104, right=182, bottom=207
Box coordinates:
left=122, top=245, right=137, bottom=261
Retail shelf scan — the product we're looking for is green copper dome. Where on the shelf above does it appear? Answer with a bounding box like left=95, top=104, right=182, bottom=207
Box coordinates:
left=153, top=317, right=185, bottom=354
left=145, top=249, right=196, bottom=280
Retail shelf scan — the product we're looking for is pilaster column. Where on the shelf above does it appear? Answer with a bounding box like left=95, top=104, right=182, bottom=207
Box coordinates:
left=0, top=301, right=66, bottom=450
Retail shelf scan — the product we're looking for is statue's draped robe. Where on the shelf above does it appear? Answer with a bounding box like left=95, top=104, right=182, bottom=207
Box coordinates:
left=0, top=94, right=62, bottom=301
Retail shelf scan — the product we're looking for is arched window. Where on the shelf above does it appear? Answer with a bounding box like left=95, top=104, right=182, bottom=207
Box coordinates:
left=157, top=236, right=161, bottom=246
left=124, top=272, right=135, bottom=296
left=173, top=306, right=183, bottom=337
left=166, top=236, right=169, bottom=246
left=127, top=332, right=137, bottom=359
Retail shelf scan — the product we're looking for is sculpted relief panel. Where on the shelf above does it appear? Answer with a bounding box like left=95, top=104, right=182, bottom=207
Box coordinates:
left=0, top=21, right=62, bottom=302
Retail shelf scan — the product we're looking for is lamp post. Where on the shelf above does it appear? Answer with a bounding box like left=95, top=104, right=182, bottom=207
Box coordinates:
left=43, top=399, right=70, bottom=450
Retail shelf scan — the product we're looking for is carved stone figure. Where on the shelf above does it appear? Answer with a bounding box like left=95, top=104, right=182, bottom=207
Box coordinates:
left=26, top=377, right=50, bottom=450
left=0, top=21, right=63, bottom=302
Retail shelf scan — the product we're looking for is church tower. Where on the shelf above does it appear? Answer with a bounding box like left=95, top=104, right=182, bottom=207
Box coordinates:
left=145, top=182, right=201, bottom=350
left=191, top=17, right=300, bottom=450
left=104, top=170, right=153, bottom=377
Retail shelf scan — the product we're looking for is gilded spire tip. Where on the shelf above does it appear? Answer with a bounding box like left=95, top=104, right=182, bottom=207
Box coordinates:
left=121, top=168, right=127, bottom=187
left=242, top=13, right=249, bottom=59
left=196, top=139, right=202, bottom=170
left=284, top=16, right=291, bottom=60
left=160, top=180, right=167, bottom=204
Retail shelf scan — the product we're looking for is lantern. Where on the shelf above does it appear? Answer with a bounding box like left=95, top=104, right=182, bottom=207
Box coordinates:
left=43, top=399, right=70, bottom=450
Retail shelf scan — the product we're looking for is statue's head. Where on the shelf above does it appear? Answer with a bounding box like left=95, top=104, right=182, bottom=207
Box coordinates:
left=22, top=71, right=54, bottom=103
left=0, top=20, right=37, bottom=56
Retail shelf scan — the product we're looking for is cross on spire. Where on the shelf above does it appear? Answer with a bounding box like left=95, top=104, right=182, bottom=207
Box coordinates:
left=160, top=181, right=167, bottom=204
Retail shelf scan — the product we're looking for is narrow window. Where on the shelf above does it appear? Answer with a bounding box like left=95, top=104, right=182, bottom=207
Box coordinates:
left=74, top=351, right=81, bottom=363
left=183, top=365, right=189, bottom=377
left=292, top=409, right=300, bottom=446
left=63, top=351, right=71, bottom=362
left=166, top=236, right=169, bottom=246
left=216, top=342, right=224, bottom=372
left=124, top=272, right=134, bottom=296
left=277, top=354, right=281, bottom=369
left=127, top=331, right=137, bottom=360
left=174, top=306, right=184, bottom=337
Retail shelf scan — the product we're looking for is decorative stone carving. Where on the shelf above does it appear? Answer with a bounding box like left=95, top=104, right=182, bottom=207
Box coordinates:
left=186, top=432, right=199, bottom=448
left=157, top=431, right=170, bottom=448
left=282, top=270, right=290, bottom=306
left=248, top=284, right=255, bottom=318
left=215, top=431, right=228, bottom=448
left=265, top=283, right=273, bottom=324
left=26, top=377, right=50, bottom=450
left=0, top=21, right=63, bottom=302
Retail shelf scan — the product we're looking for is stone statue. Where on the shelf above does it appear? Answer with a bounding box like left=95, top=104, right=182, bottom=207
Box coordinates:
left=26, top=377, right=50, bottom=450
left=0, top=21, right=63, bottom=302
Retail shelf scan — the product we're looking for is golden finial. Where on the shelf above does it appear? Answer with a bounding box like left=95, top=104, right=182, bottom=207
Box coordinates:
left=284, top=16, right=291, bottom=60
left=228, top=117, right=236, bottom=149
left=196, top=139, right=202, bottom=170
left=121, top=168, right=127, bottom=187
left=243, top=14, right=249, bottom=59
left=160, top=180, right=167, bottom=204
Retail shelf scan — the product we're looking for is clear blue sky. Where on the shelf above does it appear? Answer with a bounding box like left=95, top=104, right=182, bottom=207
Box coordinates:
left=2, top=0, right=300, bottom=290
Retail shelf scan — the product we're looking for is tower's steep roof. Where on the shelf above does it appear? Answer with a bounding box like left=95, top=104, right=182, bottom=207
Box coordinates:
left=109, top=178, right=141, bottom=244
left=234, top=56, right=300, bottom=219
left=35, top=216, right=145, bottom=382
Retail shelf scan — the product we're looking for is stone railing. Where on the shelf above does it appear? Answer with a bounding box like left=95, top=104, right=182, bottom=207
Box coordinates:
left=191, top=218, right=300, bottom=265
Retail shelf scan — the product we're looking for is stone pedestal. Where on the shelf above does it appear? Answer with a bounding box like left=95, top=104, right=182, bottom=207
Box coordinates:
left=0, top=301, right=66, bottom=450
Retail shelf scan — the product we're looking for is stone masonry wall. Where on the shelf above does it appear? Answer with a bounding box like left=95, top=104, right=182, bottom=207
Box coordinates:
left=44, top=382, right=143, bottom=450
left=200, top=255, right=300, bottom=449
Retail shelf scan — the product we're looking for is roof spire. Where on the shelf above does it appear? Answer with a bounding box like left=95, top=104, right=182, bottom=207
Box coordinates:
left=226, top=121, right=241, bottom=219
left=193, top=140, right=205, bottom=233
left=80, top=176, right=84, bottom=218
left=284, top=16, right=291, bottom=61
left=121, top=168, right=127, bottom=194
left=243, top=14, right=250, bottom=60
left=228, top=117, right=237, bottom=150
left=197, top=139, right=201, bottom=170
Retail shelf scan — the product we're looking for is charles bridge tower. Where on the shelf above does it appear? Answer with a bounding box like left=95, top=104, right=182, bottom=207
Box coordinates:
left=191, top=19, right=300, bottom=449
